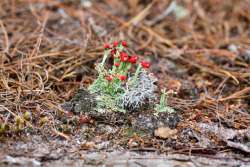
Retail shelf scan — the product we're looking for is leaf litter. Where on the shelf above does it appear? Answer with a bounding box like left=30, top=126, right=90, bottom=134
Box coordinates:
left=0, top=0, right=250, bottom=166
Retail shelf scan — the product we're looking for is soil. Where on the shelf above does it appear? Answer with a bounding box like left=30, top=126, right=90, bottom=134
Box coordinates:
left=1, top=134, right=250, bottom=167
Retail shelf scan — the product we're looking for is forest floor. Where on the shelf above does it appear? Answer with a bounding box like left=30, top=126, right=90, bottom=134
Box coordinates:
left=0, top=0, right=249, bottom=166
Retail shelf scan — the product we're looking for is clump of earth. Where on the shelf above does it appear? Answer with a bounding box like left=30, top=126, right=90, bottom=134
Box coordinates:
left=61, top=88, right=180, bottom=133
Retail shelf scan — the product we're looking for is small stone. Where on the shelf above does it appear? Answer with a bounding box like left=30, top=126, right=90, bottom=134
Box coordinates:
left=228, top=44, right=238, bottom=53
left=3, top=156, right=41, bottom=167
left=81, top=0, right=92, bottom=8
left=95, top=141, right=110, bottom=150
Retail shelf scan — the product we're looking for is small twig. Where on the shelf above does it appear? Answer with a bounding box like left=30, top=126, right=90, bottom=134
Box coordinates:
left=0, top=20, right=9, bottom=53
left=219, top=87, right=250, bottom=101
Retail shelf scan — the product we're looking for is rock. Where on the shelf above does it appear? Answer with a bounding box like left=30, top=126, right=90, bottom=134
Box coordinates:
left=84, top=152, right=105, bottom=165
left=95, top=141, right=110, bottom=150
left=2, top=156, right=41, bottom=167
left=199, top=123, right=250, bottom=153
left=228, top=44, right=238, bottom=53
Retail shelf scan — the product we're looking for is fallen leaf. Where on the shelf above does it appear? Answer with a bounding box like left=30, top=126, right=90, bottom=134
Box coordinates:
left=154, top=127, right=178, bottom=139
left=167, top=79, right=182, bottom=92
left=81, top=142, right=95, bottom=150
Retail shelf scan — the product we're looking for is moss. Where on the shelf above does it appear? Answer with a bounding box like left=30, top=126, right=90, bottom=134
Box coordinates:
left=61, top=89, right=96, bottom=114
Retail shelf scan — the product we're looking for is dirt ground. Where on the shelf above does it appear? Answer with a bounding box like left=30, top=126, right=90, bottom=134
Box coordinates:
left=0, top=0, right=249, bottom=166
left=1, top=134, right=250, bottom=167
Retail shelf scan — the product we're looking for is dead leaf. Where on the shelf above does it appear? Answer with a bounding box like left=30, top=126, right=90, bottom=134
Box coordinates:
left=167, top=79, right=182, bottom=92
left=81, top=142, right=95, bottom=150
left=154, top=127, right=178, bottom=139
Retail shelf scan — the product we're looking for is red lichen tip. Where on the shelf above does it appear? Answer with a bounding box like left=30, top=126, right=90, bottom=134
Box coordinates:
left=106, top=75, right=113, bottom=81
left=141, top=61, right=150, bottom=68
left=120, top=52, right=129, bottom=62
left=111, top=49, right=116, bottom=55
left=128, top=55, right=138, bottom=64
left=113, top=41, right=119, bottom=47
left=114, top=62, right=120, bottom=67
left=121, top=41, right=127, bottom=47
left=119, top=75, right=127, bottom=81
left=104, top=43, right=110, bottom=49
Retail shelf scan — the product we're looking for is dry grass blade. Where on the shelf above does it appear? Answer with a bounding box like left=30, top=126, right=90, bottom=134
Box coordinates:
left=219, top=87, right=250, bottom=102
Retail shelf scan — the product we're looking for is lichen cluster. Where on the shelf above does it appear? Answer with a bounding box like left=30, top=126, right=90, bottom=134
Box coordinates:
left=88, top=41, right=156, bottom=112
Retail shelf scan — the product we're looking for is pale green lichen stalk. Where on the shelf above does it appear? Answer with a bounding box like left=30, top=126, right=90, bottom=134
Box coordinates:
left=154, top=89, right=175, bottom=115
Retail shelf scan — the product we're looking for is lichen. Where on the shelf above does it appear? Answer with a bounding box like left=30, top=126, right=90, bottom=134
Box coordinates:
left=121, top=71, right=157, bottom=110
